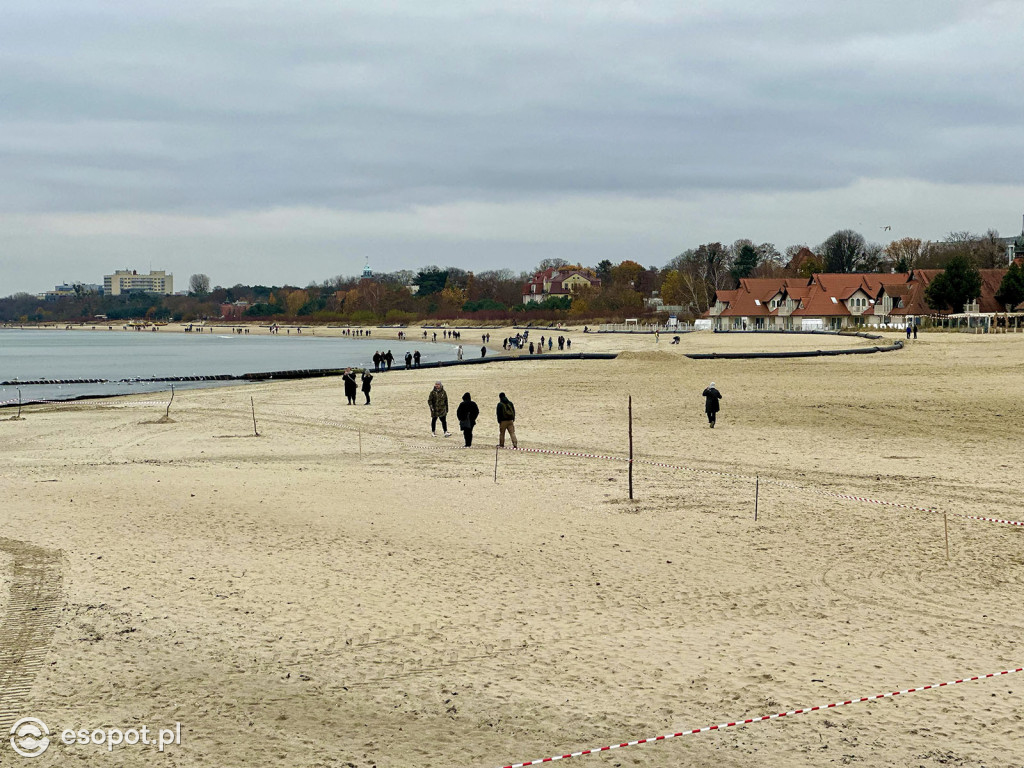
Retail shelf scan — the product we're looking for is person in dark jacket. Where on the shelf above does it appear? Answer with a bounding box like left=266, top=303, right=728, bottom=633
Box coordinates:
left=496, top=392, right=518, bottom=448
left=342, top=368, right=357, bottom=405
left=405, top=351, right=413, bottom=368
left=361, top=371, right=373, bottom=404
left=456, top=392, right=480, bottom=447
left=372, top=351, right=381, bottom=371
left=385, top=350, right=394, bottom=369
left=428, top=381, right=451, bottom=436
left=702, top=382, right=722, bottom=428
left=413, top=350, right=421, bottom=367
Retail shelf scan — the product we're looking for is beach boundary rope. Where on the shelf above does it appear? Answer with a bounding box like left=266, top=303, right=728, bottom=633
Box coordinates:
left=497, top=666, right=1024, bottom=768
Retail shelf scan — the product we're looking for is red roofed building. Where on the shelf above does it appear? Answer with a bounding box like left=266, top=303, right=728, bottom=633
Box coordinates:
left=522, top=266, right=601, bottom=305
left=708, top=268, right=1013, bottom=330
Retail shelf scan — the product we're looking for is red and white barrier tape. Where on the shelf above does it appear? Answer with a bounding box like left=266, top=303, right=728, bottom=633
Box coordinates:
left=957, top=513, right=1024, bottom=527
left=502, top=445, right=629, bottom=462
left=497, top=666, right=1024, bottom=768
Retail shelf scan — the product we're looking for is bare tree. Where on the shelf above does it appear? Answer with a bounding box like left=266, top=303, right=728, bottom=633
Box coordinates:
left=188, top=273, right=211, bottom=296
left=819, top=230, right=867, bottom=273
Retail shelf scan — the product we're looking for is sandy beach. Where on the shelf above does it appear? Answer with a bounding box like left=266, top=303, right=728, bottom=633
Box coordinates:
left=2, top=328, right=1023, bottom=767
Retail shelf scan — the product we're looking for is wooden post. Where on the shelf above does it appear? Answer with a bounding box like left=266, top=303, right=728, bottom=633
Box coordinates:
left=628, top=395, right=634, bottom=500
left=494, top=445, right=499, bottom=483
left=755, top=475, right=759, bottom=521
left=944, top=512, right=949, bottom=561
left=16, top=388, right=22, bottom=420
left=250, top=397, right=259, bottom=436
left=165, top=385, right=175, bottom=420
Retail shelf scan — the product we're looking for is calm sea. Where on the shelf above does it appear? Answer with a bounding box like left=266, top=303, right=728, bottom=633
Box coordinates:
left=0, top=329, right=458, bottom=404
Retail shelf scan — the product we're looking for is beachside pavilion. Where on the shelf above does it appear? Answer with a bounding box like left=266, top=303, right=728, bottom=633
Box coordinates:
left=707, top=269, right=1021, bottom=331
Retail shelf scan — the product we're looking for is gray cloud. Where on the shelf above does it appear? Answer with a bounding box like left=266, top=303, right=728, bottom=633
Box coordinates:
left=2, top=1, right=1023, bottom=291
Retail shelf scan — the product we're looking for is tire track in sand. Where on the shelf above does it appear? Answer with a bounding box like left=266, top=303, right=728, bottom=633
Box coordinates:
left=0, top=538, right=64, bottom=732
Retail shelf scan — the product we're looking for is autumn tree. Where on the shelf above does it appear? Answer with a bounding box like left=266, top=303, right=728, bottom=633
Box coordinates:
left=659, top=269, right=685, bottom=305
left=284, top=290, right=308, bottom=316
left=665, top=242, right=732, bottom=316
left=609, top=260, right=645, bottom=288
left=885, top=237, right=924, bottom=272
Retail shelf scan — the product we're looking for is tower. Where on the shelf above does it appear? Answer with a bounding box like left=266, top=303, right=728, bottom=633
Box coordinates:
left=362, top=261, right=372, bottom=279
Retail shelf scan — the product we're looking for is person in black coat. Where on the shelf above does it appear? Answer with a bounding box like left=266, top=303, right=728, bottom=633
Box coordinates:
left=342, top=368, right=358, bottom=405
left=361, top=371, right=373, bottom=404
left=702, top=382, right=722, bottom=428
left=456, top=392, right=480, bottom=447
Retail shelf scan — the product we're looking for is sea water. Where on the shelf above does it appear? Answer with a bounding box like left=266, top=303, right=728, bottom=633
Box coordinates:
left=0, top=329, right=458, bottom=404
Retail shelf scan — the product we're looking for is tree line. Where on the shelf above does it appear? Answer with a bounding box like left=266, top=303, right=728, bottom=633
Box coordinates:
left=3, top=228, right=1022, bottom=324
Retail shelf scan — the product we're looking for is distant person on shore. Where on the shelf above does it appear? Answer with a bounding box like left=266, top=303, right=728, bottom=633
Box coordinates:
left=702, top=382, right=722, bottom=428
left=906, top=324, right=912, bottom=340
left=385, top=350, right=394, bottom=370
left=428, top=381, right=451, bottom=437
left=343, top=368, right=358, bottom=405
left=496, top=392, right=518, bottom=448
left=529, top=342, right=535, bottom=355
left=457, top=345, right=464, bottom=360
left=480, top=345, right=486, bottom=358
left=361, top=371, right=373, bottom=404
left=566, top=338, right=571, bottom=350
left=372, top=351, right=381, bottom=371
left=548, top=338, right=552, bottom=351
left=913, top=323, right=918, bottom=340
left=456, top=392, right=479, bottom=447
left=405, top=351, right=413, bottom=368
left=413, top=350, right=421, bottom=367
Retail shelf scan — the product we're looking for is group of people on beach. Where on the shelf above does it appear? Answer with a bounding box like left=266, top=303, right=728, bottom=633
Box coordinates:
left=342, top=368, right=373, bottom=405
left=372, top=351, right=394, bottom=371
left=503, top=332, right=571, bottom=352
left=427, top=382, right=517, bottom=448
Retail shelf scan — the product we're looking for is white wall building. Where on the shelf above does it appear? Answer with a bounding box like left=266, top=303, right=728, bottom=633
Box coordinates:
left=104, top=270, right=174, bottom=296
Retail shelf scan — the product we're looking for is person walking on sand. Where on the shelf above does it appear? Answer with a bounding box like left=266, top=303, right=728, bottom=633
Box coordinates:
left=456, top=392, right=479, bottom=447
left=457, top=344, right=463, bottom=361
left=496, top=392, right=518, bottom=448
left=428, top=381, right=451, bottom=436
left=343, top=368, right=358, bottom=405
left=702, top=382, right=722, bottom=428
left=361, top=370, right=373, bottom=404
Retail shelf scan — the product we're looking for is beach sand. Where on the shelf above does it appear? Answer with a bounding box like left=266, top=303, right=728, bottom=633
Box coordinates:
left=2, top=329, right=1023, bottom=767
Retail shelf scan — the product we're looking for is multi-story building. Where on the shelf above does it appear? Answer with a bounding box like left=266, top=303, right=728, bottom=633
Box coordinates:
left=42, top=282, right=103, bottom=301
left=104, top=270, right=174, bottom=296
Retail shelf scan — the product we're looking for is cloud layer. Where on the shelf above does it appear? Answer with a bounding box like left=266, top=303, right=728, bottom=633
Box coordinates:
left=2, top=1, right=1023, bottom=291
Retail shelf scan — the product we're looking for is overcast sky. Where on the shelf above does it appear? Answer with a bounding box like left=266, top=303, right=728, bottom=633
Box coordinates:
left=2, top=0, right=1023, bottom=294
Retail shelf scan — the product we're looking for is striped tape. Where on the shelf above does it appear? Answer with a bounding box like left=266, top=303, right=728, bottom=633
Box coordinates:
left=498, top=666, right=1024, bottom=768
